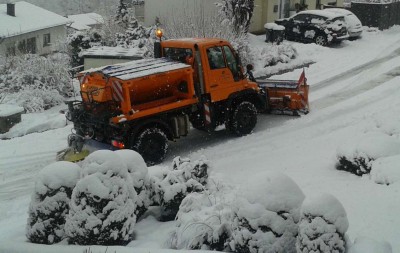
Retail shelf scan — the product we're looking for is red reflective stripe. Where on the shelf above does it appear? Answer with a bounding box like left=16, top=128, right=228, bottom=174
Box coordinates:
left=112, top=81, right=124, bottom=102
left=204, top=103, right=211, bottom=125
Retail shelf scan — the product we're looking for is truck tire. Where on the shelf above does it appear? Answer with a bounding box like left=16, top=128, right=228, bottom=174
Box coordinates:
left=227, top=101, right=257, bottom=136
left=133, top=127, right=168, bottom=166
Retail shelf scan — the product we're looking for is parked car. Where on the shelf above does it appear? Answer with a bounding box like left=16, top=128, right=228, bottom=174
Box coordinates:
left=324, top=8, right=363, bottom=40
left=275, top=10, right=349, bottom=46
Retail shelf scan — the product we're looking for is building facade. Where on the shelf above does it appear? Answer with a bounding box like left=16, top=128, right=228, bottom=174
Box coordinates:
left=0, top=1, right=71, bottom=56
left=144, top=0, right=343, bottom=34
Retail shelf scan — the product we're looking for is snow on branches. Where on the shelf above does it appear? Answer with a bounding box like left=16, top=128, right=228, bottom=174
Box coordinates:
left=65, top=150, right=137, bottom=245
left=217, top=0, right=255, bottom=34
left=26, top=162, right=80, bottom=244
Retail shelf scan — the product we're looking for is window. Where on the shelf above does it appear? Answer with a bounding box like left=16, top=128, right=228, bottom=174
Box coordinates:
left=26, top=37, right=36, bottom=54
left=223, top=46, right=240, bottom=81
left=6, top=44, right=16, bottom=56
left=206, top=47, right=226, bottom=70
left=43, top=33, right=51, bottom=47
left=17, top=40, right=26, bottom=53
left=163, top=47, right=193, bottom=63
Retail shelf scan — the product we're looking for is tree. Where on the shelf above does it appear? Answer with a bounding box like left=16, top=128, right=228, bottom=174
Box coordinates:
left=115, top=0, right=130, bottom=29
left=217, top=0, right=255, bottom=34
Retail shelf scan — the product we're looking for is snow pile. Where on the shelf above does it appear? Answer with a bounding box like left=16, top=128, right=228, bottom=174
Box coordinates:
left=115, top=149, right=150, bottom=219
left=65, top=150, right=137, bottom=245
left=170, top=184, right=235, bottom=251
left=336, top=132, right=400, bottom=176
left=0, top=104, right=24, bottom=117
left=26, top=162, right=80, bottom=244
left=370, top=155, right=400, bottom=185
left=230, top=172, right=305, bottom=253
left=297, top=193, right=349, bottom=253
left=150, top=156, right=209, bottom=220
left=348, top=237, right=392, bottom=253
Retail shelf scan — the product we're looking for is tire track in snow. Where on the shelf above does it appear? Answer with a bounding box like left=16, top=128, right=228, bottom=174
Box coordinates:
left=312, top=47, right=400, bottom=91
left=312, top=64, right=400, bottom=110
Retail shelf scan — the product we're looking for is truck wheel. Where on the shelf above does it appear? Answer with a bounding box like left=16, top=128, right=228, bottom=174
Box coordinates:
left=133, top=128, right=168, bottom=166
left=227, top=101, right=257, bottom=136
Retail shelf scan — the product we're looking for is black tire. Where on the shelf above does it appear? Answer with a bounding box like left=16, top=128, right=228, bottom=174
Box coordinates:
left=226, top=101, right=257, bottom=136
left=133, top=127, right=168, bottom=166
left=314, top=34, right=327, bottom=46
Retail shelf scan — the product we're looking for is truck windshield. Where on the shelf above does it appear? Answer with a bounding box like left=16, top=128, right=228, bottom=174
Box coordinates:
left=163, top=48, right=193, bottom=64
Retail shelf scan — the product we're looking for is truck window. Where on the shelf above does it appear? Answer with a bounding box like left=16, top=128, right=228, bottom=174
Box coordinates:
left=223, top=46, right=240, bottom=81
left=206, top=47, right=226, bottom=70
left=164, top=48, right=193, bottom=64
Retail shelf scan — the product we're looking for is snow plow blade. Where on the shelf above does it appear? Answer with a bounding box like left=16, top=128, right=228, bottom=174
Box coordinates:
left=56, top=148, right=90, bottom=163
left=257, top=71, right=309, bottom=115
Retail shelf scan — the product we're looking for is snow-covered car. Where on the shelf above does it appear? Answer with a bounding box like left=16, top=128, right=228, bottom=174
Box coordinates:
left=275, top=10, right=349, bottom=46
left=324, top=8, right=363, bottom=39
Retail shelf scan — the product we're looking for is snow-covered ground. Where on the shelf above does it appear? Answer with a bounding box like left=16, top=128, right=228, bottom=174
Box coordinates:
left=1, top=27, right=400, bottom=252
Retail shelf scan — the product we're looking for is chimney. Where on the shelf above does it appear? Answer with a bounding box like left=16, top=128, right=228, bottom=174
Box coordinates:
left=7, top=3, right=15, bottom=17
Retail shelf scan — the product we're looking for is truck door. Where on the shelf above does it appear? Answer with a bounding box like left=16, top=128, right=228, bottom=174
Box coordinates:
left=205, top=45, right=242, bottom=102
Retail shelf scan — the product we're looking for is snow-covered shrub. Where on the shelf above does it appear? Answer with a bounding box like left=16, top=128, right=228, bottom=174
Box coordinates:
left=0, top=53, right=73, bottom=112
left=26, top=162, right=80, bottom=244
left=230, top=172, right=305, bottom=253
left=115, top=149, right=150, bottom=219
left=348, top=236, right=392, bottom=253
left=67, top=29, right=103, bottom=67
left=150, top=156, right=209, bottom=220
left=370, top=154, right=400, bottom=185
left=251, top=42, right=297, bottom=69
left=217, top=0, right=255, bottom=34
left=296, top=193, right=349, bottom=253
left=169, top=184, right=235, bottom=251
left=65, top=150, right=137, bottom=245
left=336, top=132, right=400, bottom=176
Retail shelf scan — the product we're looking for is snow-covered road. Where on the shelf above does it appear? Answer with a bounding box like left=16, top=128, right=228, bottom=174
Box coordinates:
left=1, top=27, right=400, bottom=252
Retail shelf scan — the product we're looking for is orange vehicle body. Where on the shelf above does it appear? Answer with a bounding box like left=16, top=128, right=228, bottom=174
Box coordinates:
left=68, top=38, right=309, bottom=164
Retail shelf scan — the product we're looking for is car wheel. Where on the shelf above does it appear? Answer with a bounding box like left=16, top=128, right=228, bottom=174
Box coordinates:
left=314, top=35, right=327, bottom=46
left=133, top=127, right=168, bottom=166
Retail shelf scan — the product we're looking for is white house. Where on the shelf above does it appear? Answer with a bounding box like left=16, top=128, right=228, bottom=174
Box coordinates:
left=67, top=13, right=104, bottom=31
left=0, top=1, right=71, bottom=56
left=144, top=0, right=344, bottom=33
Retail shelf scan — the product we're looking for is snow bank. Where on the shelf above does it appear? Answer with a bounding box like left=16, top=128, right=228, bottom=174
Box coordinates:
left=26, top=162, right=80, bottom=244
left=65, top=150, right=137, bottom=245
left=348, top=237, right=392, bottom=253
left=297, top=193, right=348, bottom=253
left=371, top=155, right=400, bottom=185
left=336, top=132, right=400, bottom=175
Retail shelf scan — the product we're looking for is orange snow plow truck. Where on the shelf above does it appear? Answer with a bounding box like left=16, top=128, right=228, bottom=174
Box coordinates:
left=62, top=38, right=309, bottom=165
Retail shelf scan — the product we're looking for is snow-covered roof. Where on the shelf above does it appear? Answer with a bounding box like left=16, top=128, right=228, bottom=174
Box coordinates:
left=0, top=1, right=71, bottom=38
left=82, top=58, right=190, bottom=81
left=67, top=13, right=104, bottom=31
left=297, top=10, right=344, bottom=20
left=82, top=46, right=145, bottom=59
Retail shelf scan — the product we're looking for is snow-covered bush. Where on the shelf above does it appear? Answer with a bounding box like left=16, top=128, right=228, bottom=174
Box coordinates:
left=170, top=184, right=235, bottom=251
left=336, top=132, right=400, bottom=176
left=348, top=236, right=392, bottom=253
left=217, top=0, right=255, bottom=34
left=67, top=29, right=103, bottom=67
left=115, top=149, right=150, bottom=219
left=0, top=54, right=73, bottom=112
left=251, top=42, right=297, bottom=70
left=370, top=154, right=400, bottom=185
left=65, top=150, right=137, bottom=245
left=296, top=193, right=349, bottom=253
left=230, top=172, right=305, bottom=253
left=26, top=162, right=80, bottom=244
left=150, top=156, right=209, bottom=220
